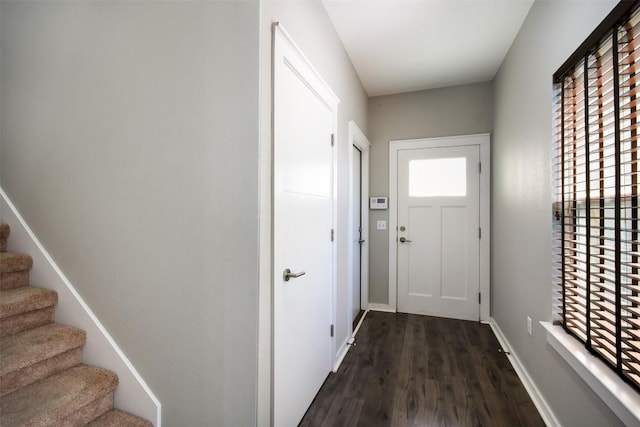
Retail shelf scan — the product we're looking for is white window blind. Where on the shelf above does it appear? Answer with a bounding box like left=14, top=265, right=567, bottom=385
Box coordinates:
left=553, top=1, right=640, bottom=391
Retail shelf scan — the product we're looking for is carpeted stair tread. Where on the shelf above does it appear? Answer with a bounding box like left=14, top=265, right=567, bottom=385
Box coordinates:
left=1, top=323, right=86, bottom=377
left=0, top=364, right=119, bottom=427
left=0, top=286, right=57, bottom=319
left=86, top=409, right=154, bottom=427
left=0, top=252, right=33, bottom=274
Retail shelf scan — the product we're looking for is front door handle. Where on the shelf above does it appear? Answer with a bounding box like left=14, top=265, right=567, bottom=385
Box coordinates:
left=399, top=237, right=412, bottom=243
left=283, top=268, right=306, bottom=281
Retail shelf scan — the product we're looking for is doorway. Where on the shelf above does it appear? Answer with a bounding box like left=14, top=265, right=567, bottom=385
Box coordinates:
left=348, top=121, right=371, bottom=332
left=272, top=24, right=338, bottom=427
left=352, top=145, right=364, bottom=328
left=388, top=134, right=491, bottom=322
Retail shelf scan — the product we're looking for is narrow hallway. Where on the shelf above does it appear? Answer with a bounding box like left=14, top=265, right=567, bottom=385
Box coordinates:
left=300, top=311, right=544, bottom=426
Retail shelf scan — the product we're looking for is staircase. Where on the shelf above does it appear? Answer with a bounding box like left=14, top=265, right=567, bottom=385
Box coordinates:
left=0, top=223, right=153, bottom=426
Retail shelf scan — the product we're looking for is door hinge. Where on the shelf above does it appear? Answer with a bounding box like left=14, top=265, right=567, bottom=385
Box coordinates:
left=331, top=134, right=335, bottom=147
left=330, top=324, right=334, bottom=337
left=479, top=227, right=482, bottom=239
left=331, top=229, right=334, bottom=242
left=479, top=292, right=482, bottom=304
left=479, top=162, right=482, bottom=174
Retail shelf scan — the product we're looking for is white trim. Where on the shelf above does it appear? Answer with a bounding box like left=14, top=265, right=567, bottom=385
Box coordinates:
left=272, top=23, right=339, bottom=112
left=0, top=188, right=161, bottom=426
left=479, top=135, right=491, bottom=321
left=388, top=134, right=491, bottom=321
left=368, top=303, right=396, bottom=313
left=348, top=121, right=371, bottom=333
left=334, top=310, right=369, bottom=372
left=542, top=321, right=640, bottom=426
left=333, top=336, right=350, bottom=373
left=490, top=318, right=560, bottom=427
left=351, top=308, right=368, bottom=340
left=388, top=144, right=399, bottom=311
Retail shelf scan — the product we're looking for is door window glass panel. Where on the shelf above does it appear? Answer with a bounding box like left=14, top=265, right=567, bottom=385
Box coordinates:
left=409, top=158, right=466, bottom=197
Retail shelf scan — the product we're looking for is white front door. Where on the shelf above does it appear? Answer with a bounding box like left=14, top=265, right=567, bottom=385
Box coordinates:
left=273, top=25, right=338, bottom=427
left=396, top=144, right=480, bottom=321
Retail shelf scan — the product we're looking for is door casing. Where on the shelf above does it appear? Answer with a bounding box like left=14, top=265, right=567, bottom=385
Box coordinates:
left=388, top=134, right=491, bottom=321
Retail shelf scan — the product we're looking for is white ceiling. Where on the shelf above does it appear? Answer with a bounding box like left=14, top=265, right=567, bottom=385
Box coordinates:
left=321, top=0, right=535, bottom=96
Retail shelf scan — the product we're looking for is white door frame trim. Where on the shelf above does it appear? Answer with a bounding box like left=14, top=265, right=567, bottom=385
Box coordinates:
left=348, top=121, right=371, bottom=328
left=388, top=133, right=491, bottom=321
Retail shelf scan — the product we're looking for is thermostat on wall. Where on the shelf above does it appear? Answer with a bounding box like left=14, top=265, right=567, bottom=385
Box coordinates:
left=370, top=196, right=388, bottom=210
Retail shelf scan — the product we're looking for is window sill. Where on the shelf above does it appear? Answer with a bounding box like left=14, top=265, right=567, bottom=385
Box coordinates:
left=541, top=322, right=640, bottom=426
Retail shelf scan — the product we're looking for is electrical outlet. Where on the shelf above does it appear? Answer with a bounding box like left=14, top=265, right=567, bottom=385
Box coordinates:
left=527, top=316, right=533, bottom=336
left=377, top=220, right=387, bottom=230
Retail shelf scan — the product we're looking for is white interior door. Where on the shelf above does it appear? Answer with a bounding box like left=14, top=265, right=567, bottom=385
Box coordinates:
left=396, top=144, right=480, bottom=321
left=351, top=146, right=362, bottom=325
left=273, top=25, right=338, bottom=427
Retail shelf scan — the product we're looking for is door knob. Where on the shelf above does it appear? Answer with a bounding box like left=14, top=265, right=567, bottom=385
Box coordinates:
left=399, top=237, right=412, bottom=243
left=283, top=268, right=306, bottom=281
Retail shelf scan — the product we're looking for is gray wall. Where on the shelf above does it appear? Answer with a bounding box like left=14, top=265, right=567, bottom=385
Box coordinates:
left=258, top=2, right=369, bottom=424
left=367, top=83, right=493, bottom=304
left=0, top=1, right=260, bottom=425
left=492, top=0, right=625, bottom=425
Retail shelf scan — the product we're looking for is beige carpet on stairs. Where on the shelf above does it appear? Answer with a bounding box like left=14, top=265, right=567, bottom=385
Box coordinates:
left=0, top=223, right=153, bottom=426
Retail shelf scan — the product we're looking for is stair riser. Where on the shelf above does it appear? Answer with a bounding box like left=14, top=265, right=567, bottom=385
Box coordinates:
left=58, top=392, right=114, bottom=427
left=0, top=307, right=54, bottom=338
left=0, top=271, right=30, bottom=290
left=0, top=224, right=8, bottom=252
left=1, top=347, right=84, bottom=397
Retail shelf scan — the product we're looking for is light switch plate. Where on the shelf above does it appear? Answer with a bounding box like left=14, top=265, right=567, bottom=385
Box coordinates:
left=377, top=220, right=387, bottom=230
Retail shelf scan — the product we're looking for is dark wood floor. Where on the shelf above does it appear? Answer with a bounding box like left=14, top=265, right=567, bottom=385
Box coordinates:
left=300, top=311, right=545, bottom=427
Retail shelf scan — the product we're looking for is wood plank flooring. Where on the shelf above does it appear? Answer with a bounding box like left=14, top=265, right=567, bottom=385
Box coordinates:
left=300, top=311, right=545, bottom=427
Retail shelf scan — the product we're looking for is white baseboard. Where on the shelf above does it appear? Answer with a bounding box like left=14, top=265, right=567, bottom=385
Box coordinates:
left=489, top=318, right=560, bottom=427
left=351, top=310, right=368, bottom=338
left=0, top=189, right=161, bottom=426
left=333, top=310, right=370, bottom=372
left=333, top=338, right=350, bottom=372
left=368, top=303, right=396, bottom=313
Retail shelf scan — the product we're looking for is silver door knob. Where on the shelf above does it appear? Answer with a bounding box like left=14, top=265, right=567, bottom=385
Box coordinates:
left=283, top=268, right=306, bottom=281
left=399, top=237, right=412, bottom=243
